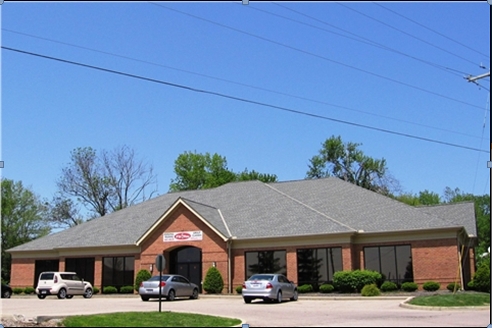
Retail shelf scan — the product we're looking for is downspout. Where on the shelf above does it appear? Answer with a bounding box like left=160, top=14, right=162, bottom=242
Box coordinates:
left=227, top=237, right=232, bottom=294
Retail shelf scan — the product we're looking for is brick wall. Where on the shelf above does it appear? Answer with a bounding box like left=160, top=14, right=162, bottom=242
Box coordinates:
left=9, top=258, right=36, bottom=288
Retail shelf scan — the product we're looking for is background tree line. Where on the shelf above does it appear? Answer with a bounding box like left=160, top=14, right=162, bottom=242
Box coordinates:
left=1, top=135, right=489, bottom=283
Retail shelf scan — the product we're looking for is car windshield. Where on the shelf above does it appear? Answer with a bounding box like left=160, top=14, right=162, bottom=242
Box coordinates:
left=248, top=274, right=274, bottom=281
left=148, top=275, right=170, bottom=281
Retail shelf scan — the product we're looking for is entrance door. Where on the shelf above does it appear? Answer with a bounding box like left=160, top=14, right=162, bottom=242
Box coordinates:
left=170, top=246, right=202, bottom=292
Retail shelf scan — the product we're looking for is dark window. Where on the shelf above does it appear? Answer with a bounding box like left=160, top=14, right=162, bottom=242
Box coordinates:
left=296, top=247, right=343, bottom=289
left=102, top=256, right=135, bottom=290
left=245, top=251, right=286, bottom=279
left=66, top=257, right=95, bottom=285
left=363, top=245, right=413, bottom=284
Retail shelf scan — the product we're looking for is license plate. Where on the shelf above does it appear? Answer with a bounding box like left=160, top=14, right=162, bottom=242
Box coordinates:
left=146, top=289, right=153, bottom=292
left=41, top=290, right=47, bottom=294
left=251, top=284, right=260, bottom=288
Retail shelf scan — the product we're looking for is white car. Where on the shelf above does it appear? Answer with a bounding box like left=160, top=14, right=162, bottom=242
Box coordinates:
left=36, top=271, right=93, bottom=299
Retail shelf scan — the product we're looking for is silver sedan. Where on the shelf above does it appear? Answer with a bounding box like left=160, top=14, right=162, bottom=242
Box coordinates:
left=241, top=273, right=298, bottom=303
left=138, top=274, right=199, bottom=301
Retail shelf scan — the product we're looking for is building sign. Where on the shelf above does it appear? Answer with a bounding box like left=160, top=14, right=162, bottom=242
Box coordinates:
left=163, top=231, right=203, bottom=242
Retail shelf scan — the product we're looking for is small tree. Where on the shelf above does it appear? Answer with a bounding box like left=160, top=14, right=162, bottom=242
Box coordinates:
left=203, top=266, right=224, bottom=294
left=134, top=269, right=152, bottom=292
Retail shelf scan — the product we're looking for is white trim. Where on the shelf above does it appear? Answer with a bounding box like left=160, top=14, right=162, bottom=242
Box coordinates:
left=10, top=245, right=141, bottom=259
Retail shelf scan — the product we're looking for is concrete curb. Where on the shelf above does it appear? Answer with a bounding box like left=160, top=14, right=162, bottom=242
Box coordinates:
left=399, top=296, right=491, bottom=311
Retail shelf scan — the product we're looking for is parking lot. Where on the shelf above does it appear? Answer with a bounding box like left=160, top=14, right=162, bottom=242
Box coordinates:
left=1, top=295, right=490, bottom=327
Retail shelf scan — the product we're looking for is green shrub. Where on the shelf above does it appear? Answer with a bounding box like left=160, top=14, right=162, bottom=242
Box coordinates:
left=93, top=287, right=100, bottom=294
left=297, top=284, right=314, bottom=293
left=467, top=280, right=475, bottom=290
left=423, top=281, right=440, bottom=292
left=203, top=266, right=224, bottom=294
left=119, top=285, right=134, bottom=293
left=401, top=282, right=418, bottom=292
left=103, top=286, right=118, bottom=294
left=235, top=286, right=242, bottom=294
left=12, top=287, right=23, bottom=294
left=134, top=269, right=152, bottom=292
left=380, top=281, right=398, bottom=292
left=23, top=287, right=35, bottom=294
left=447, top=282, right=460, bottom=292
left=333, top=270, right=382, bottom=293
left=472, top=258, right=490, bottom=293
left=319, top=284, right=334, bottom=293
left=361, top=284, right=381, bottom=296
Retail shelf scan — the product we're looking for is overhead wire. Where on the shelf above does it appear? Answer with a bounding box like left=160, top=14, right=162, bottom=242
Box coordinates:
left=335, top=2, right=484, bottom=68
left=2, top=28, right=484, bottom=141
left=147, top=2, right=487, bottom=112
left=373, top=2, right=489, bottom=60
left=265, top=2, right=472, bottom=78
left=2, top=45, right=488, bottom=154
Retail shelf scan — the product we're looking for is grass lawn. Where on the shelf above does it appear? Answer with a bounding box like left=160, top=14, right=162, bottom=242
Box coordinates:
left=407, top=292, right=490, bottom=307
left=62, top=311, right=242, bottom=327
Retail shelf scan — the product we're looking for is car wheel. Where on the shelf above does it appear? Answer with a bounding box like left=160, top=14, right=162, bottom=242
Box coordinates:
left=83, top=288, right=93, bottom=299
left=190, top=288, right=199, bottom=299
left=3, top=290, right=11, bottom=298
left=276, top=290, right=282, bottom=303
left=243, top=297, right=252, bottom=304
left=57, top=288, right=67, bottom=299
left=141, top=296, right=149, bottom=301
left=37, top=294, right=46, bottom=299
left=290, top=289, right=298, bottom=301
left=167, top=289, right=175, bottom=301
left=66, top=295, right=74, bottom=299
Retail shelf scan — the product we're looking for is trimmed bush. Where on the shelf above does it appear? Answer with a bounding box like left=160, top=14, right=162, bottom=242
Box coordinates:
left=24, top=287, right=35, bottom=294
left=134, top=269, right=152, bottom=292
left=103, top=286, right=118, bottom=294
left=319, top=284, right=334, bottom=293
left=380, top=281, right=398, bottom=292
left=447, top=282, right=460, bottom=292
left=361, top=284, right=381, bottom=296
left=333, top=270, right=382, bottom=293
left=93, top=287, right=100, bottom=294
left=12, top=287, right=23, bottom=295
left=472, top=258, right=490, bottom=293
left=423, top=281, right=440, bottom=292
left=119, top=285, right=134, bottom=294
left=298, top=284, right=314, bottom=293
left=401, top=282, right=418, bottom=292
left=203, top=266, right=224, bottom=294
left=467, top=280, right=475, bottom=290
left=235, top=286, right=242, bottom=294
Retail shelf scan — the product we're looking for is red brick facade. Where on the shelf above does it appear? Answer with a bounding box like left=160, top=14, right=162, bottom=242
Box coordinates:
left=8, top=202, right=476, bottom=292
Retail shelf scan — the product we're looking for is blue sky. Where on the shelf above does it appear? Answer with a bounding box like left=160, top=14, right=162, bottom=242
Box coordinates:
left=1, top=2, right=490, bottom=214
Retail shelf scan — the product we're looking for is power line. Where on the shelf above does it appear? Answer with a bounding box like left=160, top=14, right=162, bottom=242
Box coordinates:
left=266, top=2, right=471, bottom=78
left=3, top=28, right=483, bottom=141
left=148, top=2, right=486, bottom=112
left=2, top=45, right=488, bottom=154
left=373, top=2, right=489, bottom=60
left=336, top=2, right=484, bottom=68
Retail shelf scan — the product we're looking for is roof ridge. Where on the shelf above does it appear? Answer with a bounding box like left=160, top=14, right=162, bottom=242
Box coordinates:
left=264, top=183, right=357, bottom=232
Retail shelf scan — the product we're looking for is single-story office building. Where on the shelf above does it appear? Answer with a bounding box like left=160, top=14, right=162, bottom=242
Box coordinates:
left=8, top=177, right=477, bottom=292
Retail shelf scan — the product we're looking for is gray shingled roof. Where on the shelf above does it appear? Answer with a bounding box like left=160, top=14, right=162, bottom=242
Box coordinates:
left=8, top=178, right=474, bottom=252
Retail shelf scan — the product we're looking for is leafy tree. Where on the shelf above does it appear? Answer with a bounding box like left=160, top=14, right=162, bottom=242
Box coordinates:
left=46, top=195, right=84, bottom=229
left=306, top=135, right=399, bottom=195
left=57, top=146, right=157, bottom=218
left=394, top=190, right=441, bottom=206
left=169, top=151, right=277, bottom=191
left=1, top=179, right=51, bottom=282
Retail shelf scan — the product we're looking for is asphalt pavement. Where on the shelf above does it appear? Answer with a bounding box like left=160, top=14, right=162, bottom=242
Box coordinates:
left=1, top=294, right=490, bottom=327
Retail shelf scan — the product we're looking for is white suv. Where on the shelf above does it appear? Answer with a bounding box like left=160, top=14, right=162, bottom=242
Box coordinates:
left=36, top=271, right=93, bottom=299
